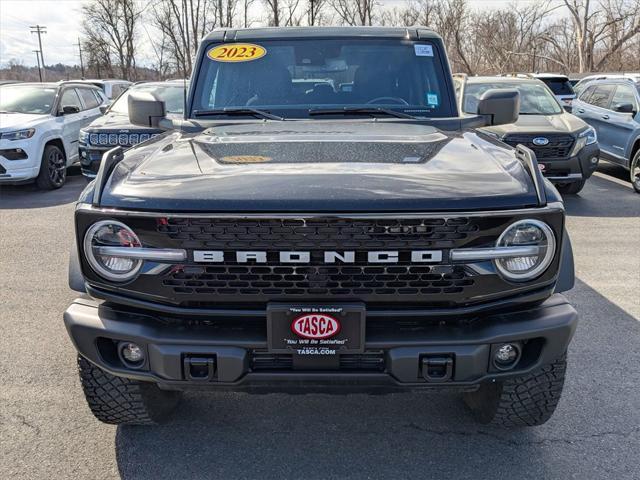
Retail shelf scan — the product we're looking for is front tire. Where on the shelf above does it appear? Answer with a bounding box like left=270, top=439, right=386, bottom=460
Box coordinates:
left=463, top=354, right=567, bottom=427
left=630, top=151, right=640, bottom=194
left=36, top=144, right=67, bottom=189
left=556, top=180, right=586, bottom=195
left=77, top=355, right=181, bottom=425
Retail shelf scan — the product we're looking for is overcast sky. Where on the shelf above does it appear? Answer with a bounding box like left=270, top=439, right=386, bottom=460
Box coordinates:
left=0, top=0, right=562, bottom=68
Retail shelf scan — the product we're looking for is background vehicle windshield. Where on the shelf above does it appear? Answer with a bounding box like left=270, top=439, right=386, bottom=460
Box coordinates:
left=540, top=78, right=574, bottom=96
left=110, top=84, right=185, bottom=115
left=463, top=82, right=562, bottom=115
left=192, top=39, right=452, bottom=118
left=0, top=85, right=57, bottom=114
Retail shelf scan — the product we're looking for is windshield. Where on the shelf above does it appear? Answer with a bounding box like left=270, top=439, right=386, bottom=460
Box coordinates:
left=0, top=85, right=57, bottom=114
left=110, top=84, right=185, bottom=115
left=463, top=82, right=563, bottom=115
left=192, top=39, right=453, bottom=118
left=540, top=78, right=574, bottom=96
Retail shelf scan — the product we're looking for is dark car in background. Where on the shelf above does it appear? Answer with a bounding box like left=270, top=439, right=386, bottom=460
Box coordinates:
left=454, top=75, right=599, bottom=194
left=572, top=77, right=640, bottom=193
left=533, top=74, right=576, bottom=110
left=78, top=80, right=185, bottom=178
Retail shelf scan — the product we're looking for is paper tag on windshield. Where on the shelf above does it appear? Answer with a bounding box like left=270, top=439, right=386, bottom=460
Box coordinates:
left=414, top=45, right=434, bottom=57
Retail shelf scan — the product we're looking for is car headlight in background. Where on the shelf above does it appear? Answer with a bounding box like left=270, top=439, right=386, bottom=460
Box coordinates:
left=494, top=219, right=556, bottom=281
left=571, top=126, right=597, bottom=155
left=83, top=220, right=143, bottom=282
left=79, top=129, right=89, bottom=144
left=1, top=128, right=35, bottom=141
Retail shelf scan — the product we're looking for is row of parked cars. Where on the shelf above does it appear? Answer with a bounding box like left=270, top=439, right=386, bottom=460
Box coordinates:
left=0, top=79, right=184, bottom=188
left=454, top=72, right=640, bottom=194
left=1, top=72, right=638, bottom=193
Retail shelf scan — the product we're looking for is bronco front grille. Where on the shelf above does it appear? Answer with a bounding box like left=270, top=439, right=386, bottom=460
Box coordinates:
left=163, top=264, right=474, bottom=297
left=78, top=210, right=564, bottom=307
left=502, top=134, right=575, bottom=159
left=157, top=217, right=478, bottom=250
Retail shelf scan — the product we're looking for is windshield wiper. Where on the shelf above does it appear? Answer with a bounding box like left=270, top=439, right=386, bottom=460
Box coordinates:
left=308, top=107, right=418, bottom=119
left=192, top=107, right=284, bottom=120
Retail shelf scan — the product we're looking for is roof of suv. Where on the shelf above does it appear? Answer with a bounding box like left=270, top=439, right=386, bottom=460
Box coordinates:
left=4, top=81, right=101, bottom=90
left=203, top=26, right=441, bottom=42
left=461, top=76, right=543, bottom=85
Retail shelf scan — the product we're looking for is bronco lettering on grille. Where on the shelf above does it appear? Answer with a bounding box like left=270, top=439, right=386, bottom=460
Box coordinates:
left=192, top=250, right=443, bottom=264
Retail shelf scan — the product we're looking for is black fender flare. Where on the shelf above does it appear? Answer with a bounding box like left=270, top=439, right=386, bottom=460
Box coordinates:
left=554, top=229, right=575, bottom=293
left=69, top=242, right=86, bottom=293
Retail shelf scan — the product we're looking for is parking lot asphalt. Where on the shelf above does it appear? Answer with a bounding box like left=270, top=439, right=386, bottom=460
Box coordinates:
left=1, top=163, right=639, bottom=480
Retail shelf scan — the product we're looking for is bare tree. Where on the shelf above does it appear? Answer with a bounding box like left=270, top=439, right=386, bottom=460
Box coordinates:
left=307, top=0, right=328, bottom=25
left=82, top=0, right=141, bottom=80
left=329, top=0, right=377, bottom=26
left=151, top=0, right=220, bottom=77
left=562, top=0, right=640, bottom=72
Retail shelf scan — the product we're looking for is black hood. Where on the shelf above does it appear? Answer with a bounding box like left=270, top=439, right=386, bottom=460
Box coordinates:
left=96, top=120, right=539, bottom=212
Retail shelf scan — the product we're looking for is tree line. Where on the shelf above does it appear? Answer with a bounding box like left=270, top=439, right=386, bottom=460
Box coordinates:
left=3, top=0, right=639, bottom=81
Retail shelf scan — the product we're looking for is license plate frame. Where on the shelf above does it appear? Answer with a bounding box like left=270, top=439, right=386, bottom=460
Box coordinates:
left=266, top=303, right=366, bottom=356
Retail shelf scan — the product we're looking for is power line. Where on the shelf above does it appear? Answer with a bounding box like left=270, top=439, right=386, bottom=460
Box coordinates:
left=29, top=24, right=47, bottom=80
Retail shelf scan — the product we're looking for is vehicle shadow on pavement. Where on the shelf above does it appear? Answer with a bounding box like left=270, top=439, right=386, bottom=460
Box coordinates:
left=113, top=278, right=640, bottom=480
left=0, top=168, right=86, bottom=210
left=563, top=172, right=639, bottom=218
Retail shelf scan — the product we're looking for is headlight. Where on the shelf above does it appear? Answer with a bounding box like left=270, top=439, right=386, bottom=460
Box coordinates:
left=579, top=126, right=597, bottom=145
left=494, top=219, right=556, bottom=281
left=1, top=128, right=35, bottom=141
left=79, top=129, right=90, bottom=143
left=571, top=126, right=597, bottom=155
left=83, top=220, right=142, bottom=282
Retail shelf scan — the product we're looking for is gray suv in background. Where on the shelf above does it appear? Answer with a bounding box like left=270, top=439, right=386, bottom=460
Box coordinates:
left=454, top=75, right=599, bottom=194
left=571, top=78, right=640, bottom=193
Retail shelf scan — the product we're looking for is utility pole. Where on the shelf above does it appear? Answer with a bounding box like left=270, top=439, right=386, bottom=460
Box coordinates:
left=30, top=25, right=47, bottom=80
left=76, top=38, right=85, bottom=78
left=33, top=50, right=42, bottom=81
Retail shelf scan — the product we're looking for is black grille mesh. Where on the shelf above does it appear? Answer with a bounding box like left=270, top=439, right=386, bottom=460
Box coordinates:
left=251, top=350, right=385, bottom=371
left=163, top=264, right=474, bottom=297
left=157, top=217, right=478, bottom=250
left=157, top=217, right=479, bottom=298
left=502, top=134, right=575, bottom=160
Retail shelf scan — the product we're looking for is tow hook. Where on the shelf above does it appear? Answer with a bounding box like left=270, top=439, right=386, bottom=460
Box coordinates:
left=183, top=356, right=216, bottom=381
left=421, top=356, right=454, bottom=382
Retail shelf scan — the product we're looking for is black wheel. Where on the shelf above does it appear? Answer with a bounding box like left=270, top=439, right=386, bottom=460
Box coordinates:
left=556, top=180, right=586, bottom=195
left=463, top=354, right=567, bottom=427
left=77, top=355, right=181, bottom=425
left=36, top=144, right=67, bottom=189
left=630, top=151, right=640, bottom=194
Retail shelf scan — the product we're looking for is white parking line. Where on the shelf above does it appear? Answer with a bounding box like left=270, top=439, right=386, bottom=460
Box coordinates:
left=593, top=171, right=632, bottom=189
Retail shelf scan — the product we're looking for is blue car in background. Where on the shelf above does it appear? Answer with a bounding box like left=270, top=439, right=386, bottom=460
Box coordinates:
left=572, top=77, right=640, bottom=193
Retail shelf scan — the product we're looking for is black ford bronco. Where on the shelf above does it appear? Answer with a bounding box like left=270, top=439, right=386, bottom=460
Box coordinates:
left=65, top=27, right=577, bottom=427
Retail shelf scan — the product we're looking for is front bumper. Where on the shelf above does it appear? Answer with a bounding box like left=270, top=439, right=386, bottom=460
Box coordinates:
left=79, top=143, right=109, bottom=178
left=0, top=139, right=40, bottom=183
left=64, top=294, right=577, bottom=392
left=539, top=143, right=600, bottom=184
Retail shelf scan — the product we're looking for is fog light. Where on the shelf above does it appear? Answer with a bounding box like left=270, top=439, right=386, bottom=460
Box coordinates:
left=119, top=342, right=144, bottom=366
left=591, top=157, right=598, bottom=164
left=493, top=343, right=520, bottom=370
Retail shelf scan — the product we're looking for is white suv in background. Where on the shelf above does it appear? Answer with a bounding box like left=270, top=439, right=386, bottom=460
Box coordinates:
left=0, top=82, right=106, bottom=189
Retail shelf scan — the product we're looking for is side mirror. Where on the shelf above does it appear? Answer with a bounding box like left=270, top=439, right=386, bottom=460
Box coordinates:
left=99, top=105, right=108, bottom=114
left=61, top=105, right=80, bottom=115
left=477, top=89, right=520, bottom=126
left=128, top=91, right=166, bottom=127
left=613, top=103, right=635, bottom=114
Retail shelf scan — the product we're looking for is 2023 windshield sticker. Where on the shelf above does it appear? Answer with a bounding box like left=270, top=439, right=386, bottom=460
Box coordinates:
left=207, top=44, right=267, bottom=62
